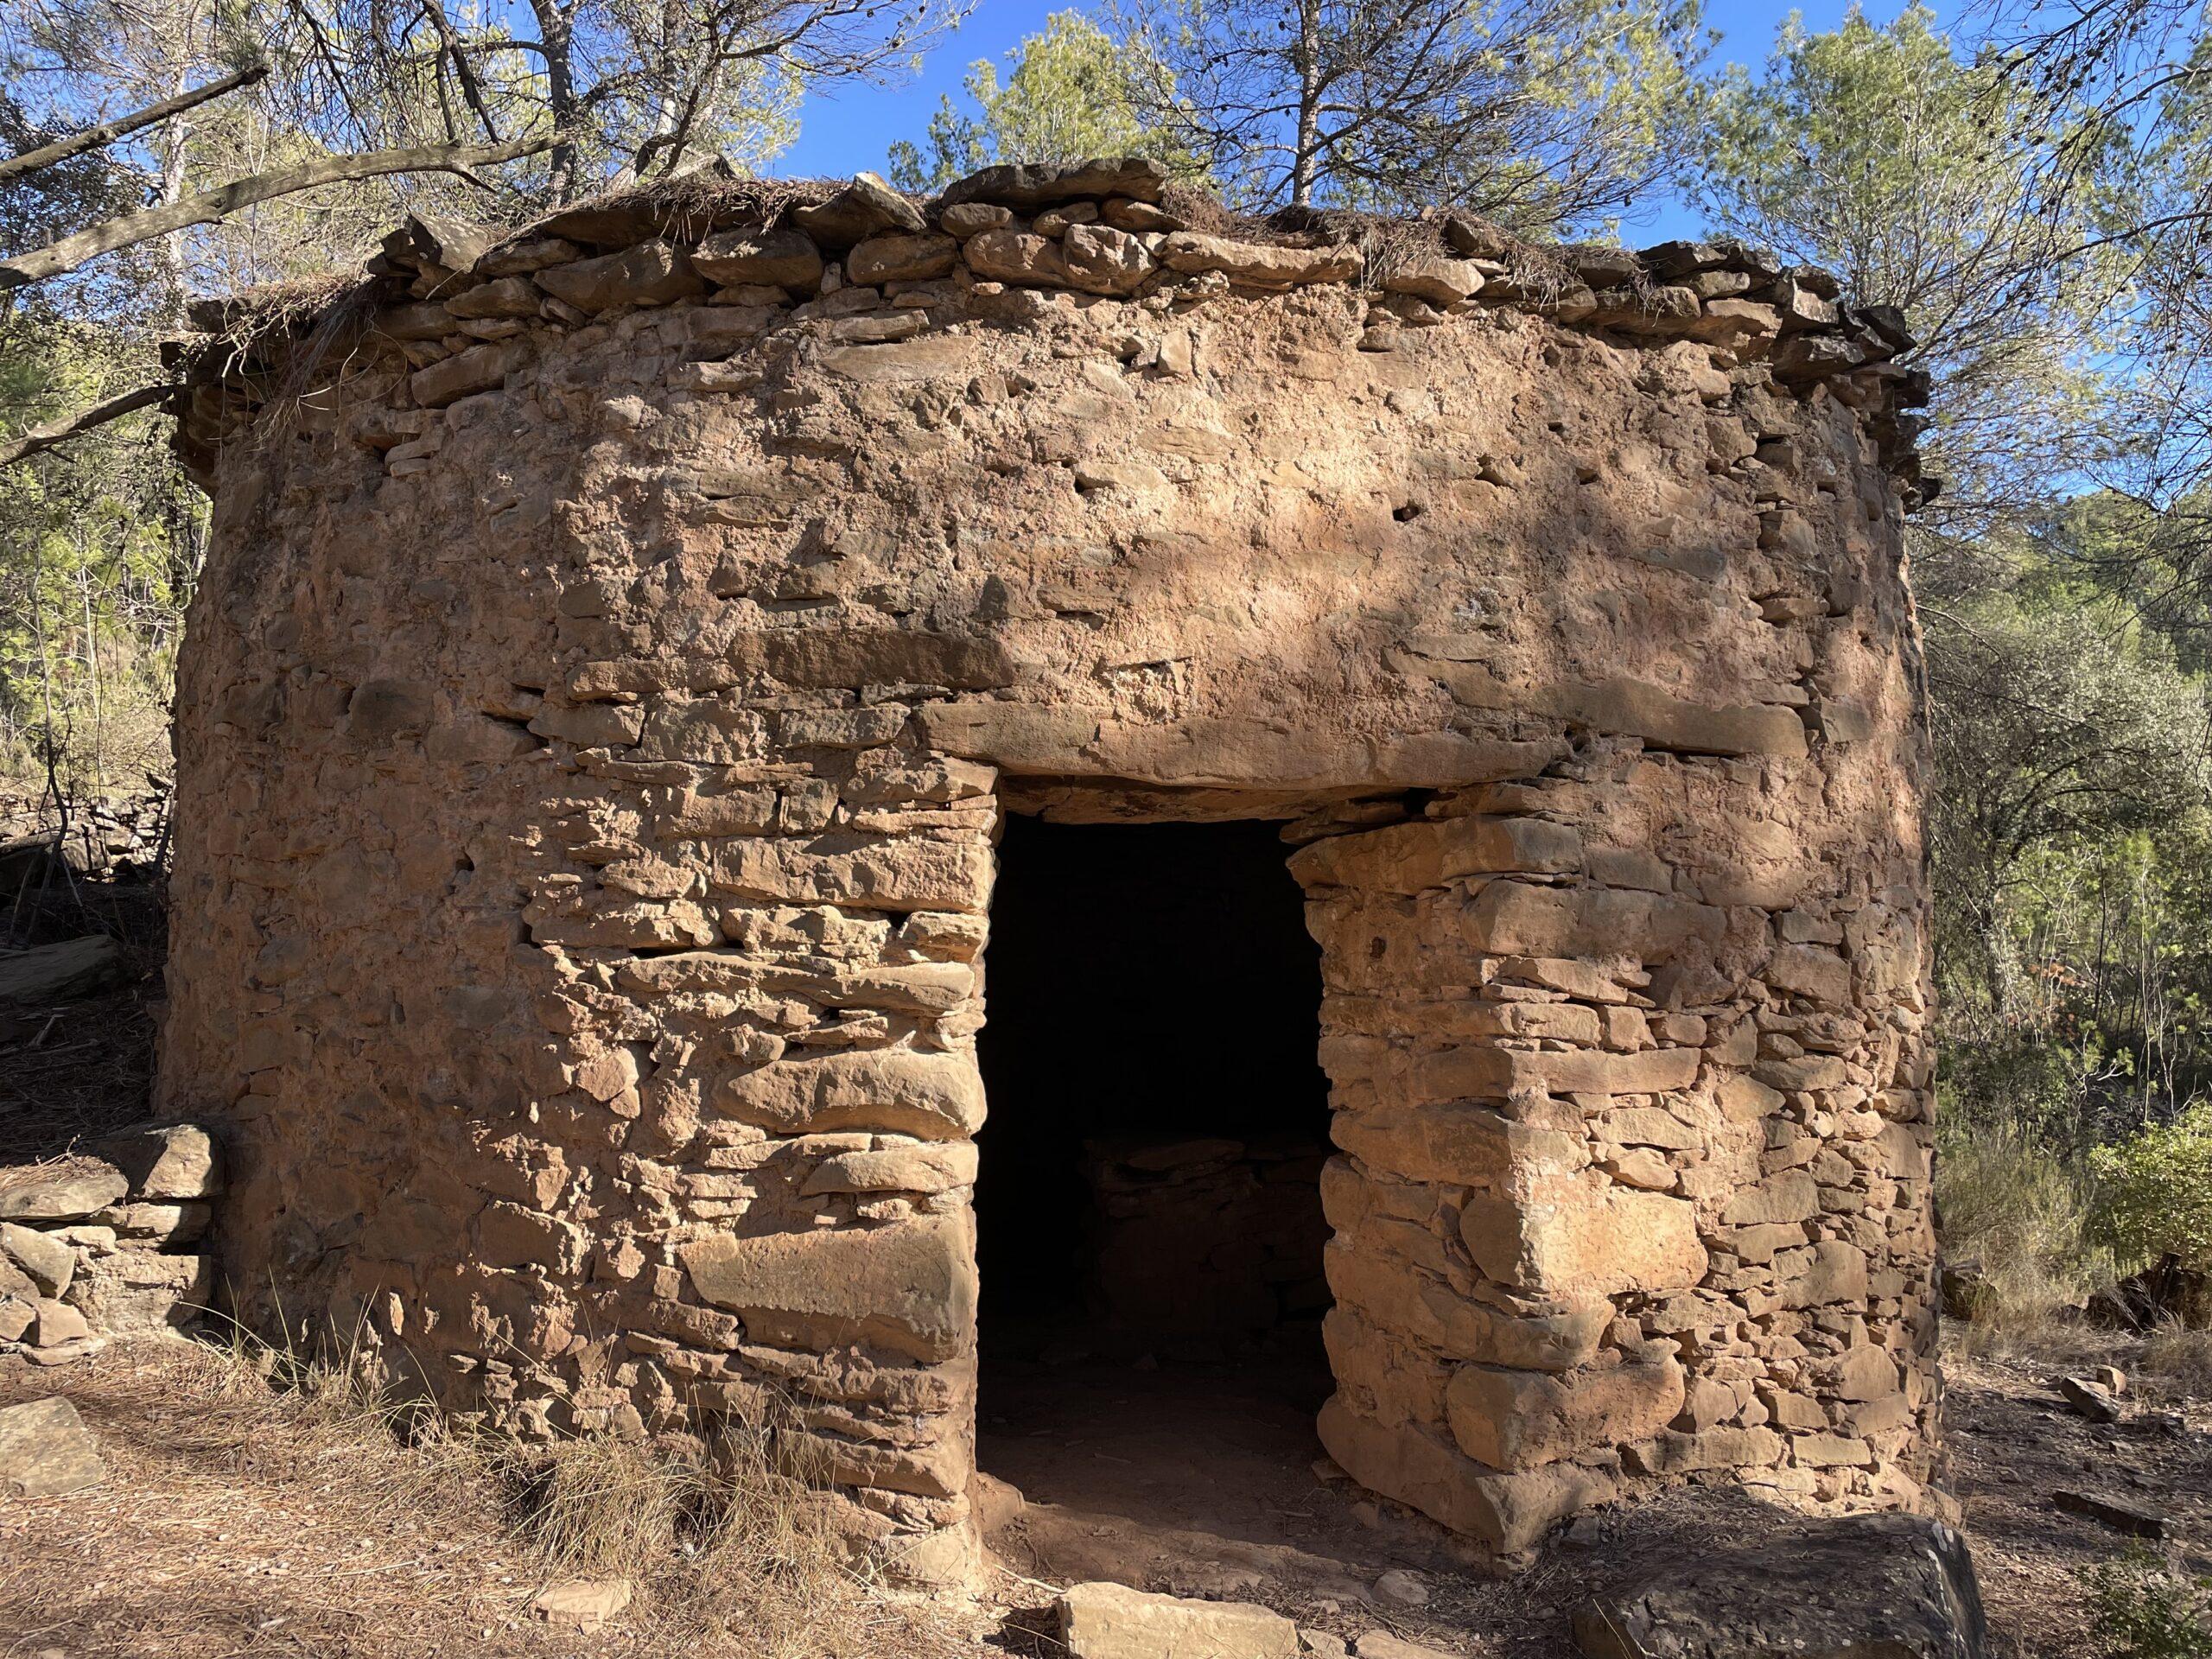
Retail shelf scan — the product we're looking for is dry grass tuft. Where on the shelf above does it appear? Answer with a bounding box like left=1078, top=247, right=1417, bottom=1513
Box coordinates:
left=1938, top=1124, right=2115, bottom=1338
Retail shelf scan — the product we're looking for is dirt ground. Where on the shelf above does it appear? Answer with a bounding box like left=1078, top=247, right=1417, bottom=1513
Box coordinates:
left=1, top=1325, right=2206, bottom=1658
left=3, top=864, right=2208, bottom=1656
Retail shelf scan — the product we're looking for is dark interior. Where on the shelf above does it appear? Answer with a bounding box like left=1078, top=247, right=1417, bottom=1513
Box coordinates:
left=974, top=815, right=1334, bottom=1356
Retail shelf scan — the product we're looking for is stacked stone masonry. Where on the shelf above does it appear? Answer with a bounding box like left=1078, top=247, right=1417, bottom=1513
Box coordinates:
left=0, top=1123, right=222, bottom=1359
left=162, top=157, right=1939, bottom=1580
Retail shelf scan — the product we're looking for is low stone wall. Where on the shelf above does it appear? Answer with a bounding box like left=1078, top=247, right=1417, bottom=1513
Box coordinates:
left=160, top=156, right=1938, bottom=1578
left=0, top=1123, right=221, bottom=1360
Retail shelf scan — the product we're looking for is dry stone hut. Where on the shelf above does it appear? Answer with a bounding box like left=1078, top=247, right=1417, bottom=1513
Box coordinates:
left=160, top=160, right=1942, bottom=1581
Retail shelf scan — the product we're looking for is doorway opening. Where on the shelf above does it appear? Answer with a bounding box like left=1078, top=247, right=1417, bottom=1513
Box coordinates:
left=975, top=814, right=1345, bottom=1574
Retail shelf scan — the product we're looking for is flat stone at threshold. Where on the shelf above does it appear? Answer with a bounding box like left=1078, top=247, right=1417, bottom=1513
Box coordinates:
left=1572, top=1512, right=1986, bottom=1658
left=1057, top=1581, right=1300, bottom=1659
left=0, top=1396, right=106, bottom=1497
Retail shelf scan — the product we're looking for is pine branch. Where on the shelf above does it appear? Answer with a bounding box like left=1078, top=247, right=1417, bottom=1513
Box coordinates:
left=0, top=383, right=178, bottom=468
left=0, top=132, right=551, bottom=291
left=0, top=62, right=272, bottom=186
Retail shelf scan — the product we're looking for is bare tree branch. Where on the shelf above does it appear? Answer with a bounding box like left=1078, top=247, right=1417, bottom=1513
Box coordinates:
left=0, top=383, right=177, bottom=468
left=0, top=60, right=272, bottom=187
left=0, top=132, right=551, bottom=290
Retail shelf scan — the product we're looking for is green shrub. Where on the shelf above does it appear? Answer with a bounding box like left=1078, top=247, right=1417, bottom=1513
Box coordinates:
left=2090, top=1103, right=2212, bottom=1275
left=2082, top=1550, right=2212, bottom=1659
left=1937, top=1122, right=2112, bottom=1325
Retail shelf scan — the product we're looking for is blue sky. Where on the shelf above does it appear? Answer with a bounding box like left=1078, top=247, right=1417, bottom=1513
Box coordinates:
left=776, top=0, right=1941, bottom=239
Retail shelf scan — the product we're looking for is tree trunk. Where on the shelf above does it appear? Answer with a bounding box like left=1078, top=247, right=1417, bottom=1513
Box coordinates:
left=533, top=0, right=583, bottom=202
left=1290, top=0, right=1323, bottom=206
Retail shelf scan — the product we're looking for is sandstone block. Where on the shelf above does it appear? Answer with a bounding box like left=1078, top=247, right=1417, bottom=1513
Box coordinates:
left=0, top=1224, right=72, bottom=1296
left=691, top=227, right=824, bottom=290
left=802, top=1142, right=980, bottom=1195
left=1057, top=1581, right=1298, bottom=1659
left=939, top=157, right=1167, bottom=209
left=1289, top=814, right=1581, bottom=893
left=1161, top=232, right=1360, bottom=286
left=1319, top=1396, right=1616, bottom=1552
left=682, top=1215, right=975, bottom=1362
left=0, top=1396, right=105, bottom=1496
left=847, top=232, right=958, bottom=285
left=1061, top=224, right=1158, bottom=296
left=717, top=1050, right=986, bottom=1139
left=95, top=1123, right=222, bottom=1203
left=1625, top=1426, right=1784, bottom=1475
left=1721, top=1169, right=1821, bottom=1227
left=1461, top=882, right=1724, bottom=964
left=408, top=340, right=524, bottom=407
left=1384, top=256, right=1484, bottom=304
left=537, top=239, right=703, bottom=311
left=0, top=1162, right=127, bottom=1223
left=963, top=227, right=1071, bottom=287
left=1459, top=1186, right=1707, bottom=1300
left=1447, top=1357, right=1685, bottom=1471
left=938, top=202, right=1011, bottom=238
left=1409, top=1045, right=1702, bottom=1102
left=1324, top=1241, right=1610, bottom=1370
left=792, top=173, right=925, bottom=247
left=446, top=276, right=542, bottom=319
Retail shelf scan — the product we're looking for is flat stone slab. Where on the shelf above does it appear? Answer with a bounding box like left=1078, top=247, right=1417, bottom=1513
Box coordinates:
left=0, top=934, right=124, bottom=1006
left=1572, top=1512, right=1986, bottom=1658
left=531, top=1578, right=632, bottom=1628
left=0, top=1396, right=106, bottom=1497
left=1058, top=1581, right=1301, bottom=1659
left=0, top=1160, right=128, bottom=1223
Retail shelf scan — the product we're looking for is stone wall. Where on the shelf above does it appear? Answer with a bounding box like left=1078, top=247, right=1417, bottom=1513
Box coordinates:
left=1084, top=1135, right=1332, bottom=1339
left=0, top=1123, right=221, bottom=1359
left=161, top=158, right=1938, bottom=1578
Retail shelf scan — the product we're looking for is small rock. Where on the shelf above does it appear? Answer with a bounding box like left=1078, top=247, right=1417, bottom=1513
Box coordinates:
left=1372, top=1569, right=1429, bottom=1608
left=2053, top=1489, right=2165, bottom=1539
left=1303, top=1636, right=1351, bottom=1658
left=0, top=1396, right=106, bottom=1496
left=32, top=1300, right=91, bottom=1346
left=2095, top=1364, right=2127, bottom=1397
left=531, top=1578, right=633, bottom=1629
left=2056, top=1376, right=2121, bottom=1423
left=1058, top=1581, right=1300, bottom=1659
left=0, top=1230, right=70, bottom=1309
left=92, top=1122, right=222, bottom=1201
left=0, top=1299, right=31, bottom=1342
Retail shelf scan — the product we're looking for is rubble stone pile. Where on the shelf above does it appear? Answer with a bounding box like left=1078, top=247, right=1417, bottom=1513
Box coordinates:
left=161, top=156, right=1939, bottom=1580
left=0, top=1122, right=220, bottom=1362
